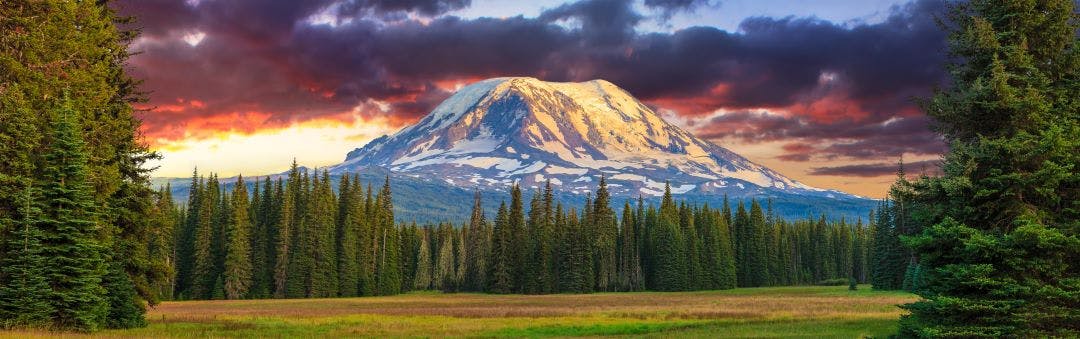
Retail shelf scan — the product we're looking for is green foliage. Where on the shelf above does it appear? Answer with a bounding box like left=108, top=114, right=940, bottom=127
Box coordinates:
left=375, top=177, right=402, bottom=295
left=37, top=102, right=109, bottom=331
left=871, top=200, right=908, bottom=291
left=0, top=181, right=52, bottom=329
left=223, top=176, right=253, bottom=299
left=488, top=202, right=513, bottom=293
left=1, top=0, right=166, bottom=330
left=464, top=191, right=490, bottom=292
left=651, top=184, right=687, bottom=291
left=896, top=0, right=1080, bottom=336
left=102, top=261, right=146, bottom=329
left=592, top=177, right=618, bottom=291
left=159, top=161, right=882, bottom=301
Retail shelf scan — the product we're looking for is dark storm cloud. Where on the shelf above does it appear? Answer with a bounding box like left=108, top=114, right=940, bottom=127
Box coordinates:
left=538, top=0, right=643, bottom=45
left=697, top=110, right=946, bottom=160
left=370, top=16, right=575, bottom=80
left=339, top=0, right=471, bottom=17
left=643, top=0, right=718, bottom=21
left=116, top=0, right=951, bottom=172
left=644, top=0, right=715, bottom=11
left=809, top=159, right=942, bottom=177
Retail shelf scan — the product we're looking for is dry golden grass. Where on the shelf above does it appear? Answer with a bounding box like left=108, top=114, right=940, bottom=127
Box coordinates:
left=0, top=285, right=918, bottom=338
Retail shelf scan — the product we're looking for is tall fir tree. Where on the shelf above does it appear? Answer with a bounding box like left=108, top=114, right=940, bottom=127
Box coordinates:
left=592, top=177, right=618, bottom=291
left=272, top=176, right=292, bottom=298
left=746, top=200, right=768, bottom=287
left=413, top=227, right=433, bottom=290
left=433, top=223, right=456, bottom=291
left=0, top=180, right=52, bottom=328
left=37, top=105, right=108, bottom=331
left=487, top=202, right=512, bottom=293
left=223, top=176, right=252, bottom=299
left=618, top=200, right=644, bottom=291
left=463, top=191, right=489, bottom=292
left=651, top=183, right=686, bottom=291
left=507, top=184, right=526, bottom=293
left=375, top=177, right=401, bottom=295
left=733, top=202, right=749, bottom=287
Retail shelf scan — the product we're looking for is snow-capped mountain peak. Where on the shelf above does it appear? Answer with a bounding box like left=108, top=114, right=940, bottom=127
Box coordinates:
left=333, top=77, right=848, bottom=198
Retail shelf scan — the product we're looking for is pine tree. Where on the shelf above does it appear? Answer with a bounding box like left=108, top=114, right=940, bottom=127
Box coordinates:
left=899, top=1, right=1079, bottom=336
left=524, top=189, right=545, bottom=294
left=746, top=200, right=768, bottom=287
left=306, top=170, right=338, bottom=297
left=211, top=175, right=230, bottom=299
left=247, top=178, right=268, bottom=299
left=634, top=197, right=647, bottom=289
left=523, top=182, right=557, bottom=294
left=870, top=200, right=905, bottom=290
left=272, top=176, right=292, bottom=298
left=191, top=175, right=219, bottom=299
left=463, top=191, right=489, bottom=292
left=0, top=180, right=52, bottom=328
left=618, top=200, right=644, bottom=291
left=851, top=218, right=868, bottom=284
left=651, top=183, right=686, bottom=291
left=558, top=206, right=593, bottom=293
left=147, top=185, right=178, bottom=301
left=680, top=203, right=701, bottom=290
left=733, top=202, right=749, bottom=287
left=37, top=105, right=108, bottom=331
left=335, top=175, right=358, bottom=296
left=433, top=223, right=456, bottom=291
left=0, top=85, right=40, bottom=281
left=223, top=176, right=252, bottom=299
left=3, top=2, right=166, bottom=325
left=174, top=171, right=200, bottom=299
left=400, top=223, right=421, bottom=293
left=714, top=208, right=737, bottom=289
left=260, top=176, right=280, bottom=297
left=375, top=177, right=401, bottom=295
left=592, top=177, right=618, bottom=291
left=413, top=227, right=433, bottom=290
left=357, top=182, right=376, bottom=296
left=101, top=261, right=146, bottom=329
left=487, top=202, right=512, bottom=293
left=452, top=225, right=466, bottom=291
left=764, top=200, right=781, bottom=286
left=507, top=184, right=526, bottom=293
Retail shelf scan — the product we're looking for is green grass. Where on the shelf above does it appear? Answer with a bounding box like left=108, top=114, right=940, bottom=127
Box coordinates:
left=0, top=285, right=917, bottom=338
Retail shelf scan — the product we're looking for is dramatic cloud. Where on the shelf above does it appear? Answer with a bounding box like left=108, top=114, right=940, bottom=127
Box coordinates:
left=341, top=0, right=472, bottom=16
left=643, top=0, right=718, bottom=20
left=115, top=0, right=951, bottom=179
left=697, top=111, right=946, bottom=160
left=809, top=159, right=943, bottom=177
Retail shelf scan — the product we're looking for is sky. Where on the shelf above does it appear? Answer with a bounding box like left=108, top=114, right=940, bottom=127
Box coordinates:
left=115, top=0, right=950, bottom=198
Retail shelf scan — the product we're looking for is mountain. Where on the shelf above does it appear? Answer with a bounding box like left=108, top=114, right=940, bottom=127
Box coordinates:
left=333, top=77, right=857, bottom=200
left=160, top=77, right=874, bottom=222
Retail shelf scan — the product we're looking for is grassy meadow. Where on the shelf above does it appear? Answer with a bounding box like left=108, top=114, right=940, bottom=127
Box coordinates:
left=3, top=285, right=915, bottom=338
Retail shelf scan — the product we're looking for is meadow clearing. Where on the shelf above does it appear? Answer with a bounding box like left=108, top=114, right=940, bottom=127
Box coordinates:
left=4, top=285, right=915, bottom=338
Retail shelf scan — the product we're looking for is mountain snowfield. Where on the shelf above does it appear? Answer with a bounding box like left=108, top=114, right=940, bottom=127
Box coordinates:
left=332, top=77, right=857, bottom=200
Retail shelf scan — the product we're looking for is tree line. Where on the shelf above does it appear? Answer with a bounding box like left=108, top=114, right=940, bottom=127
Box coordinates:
left=154, top=163, right=891, bottom=300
